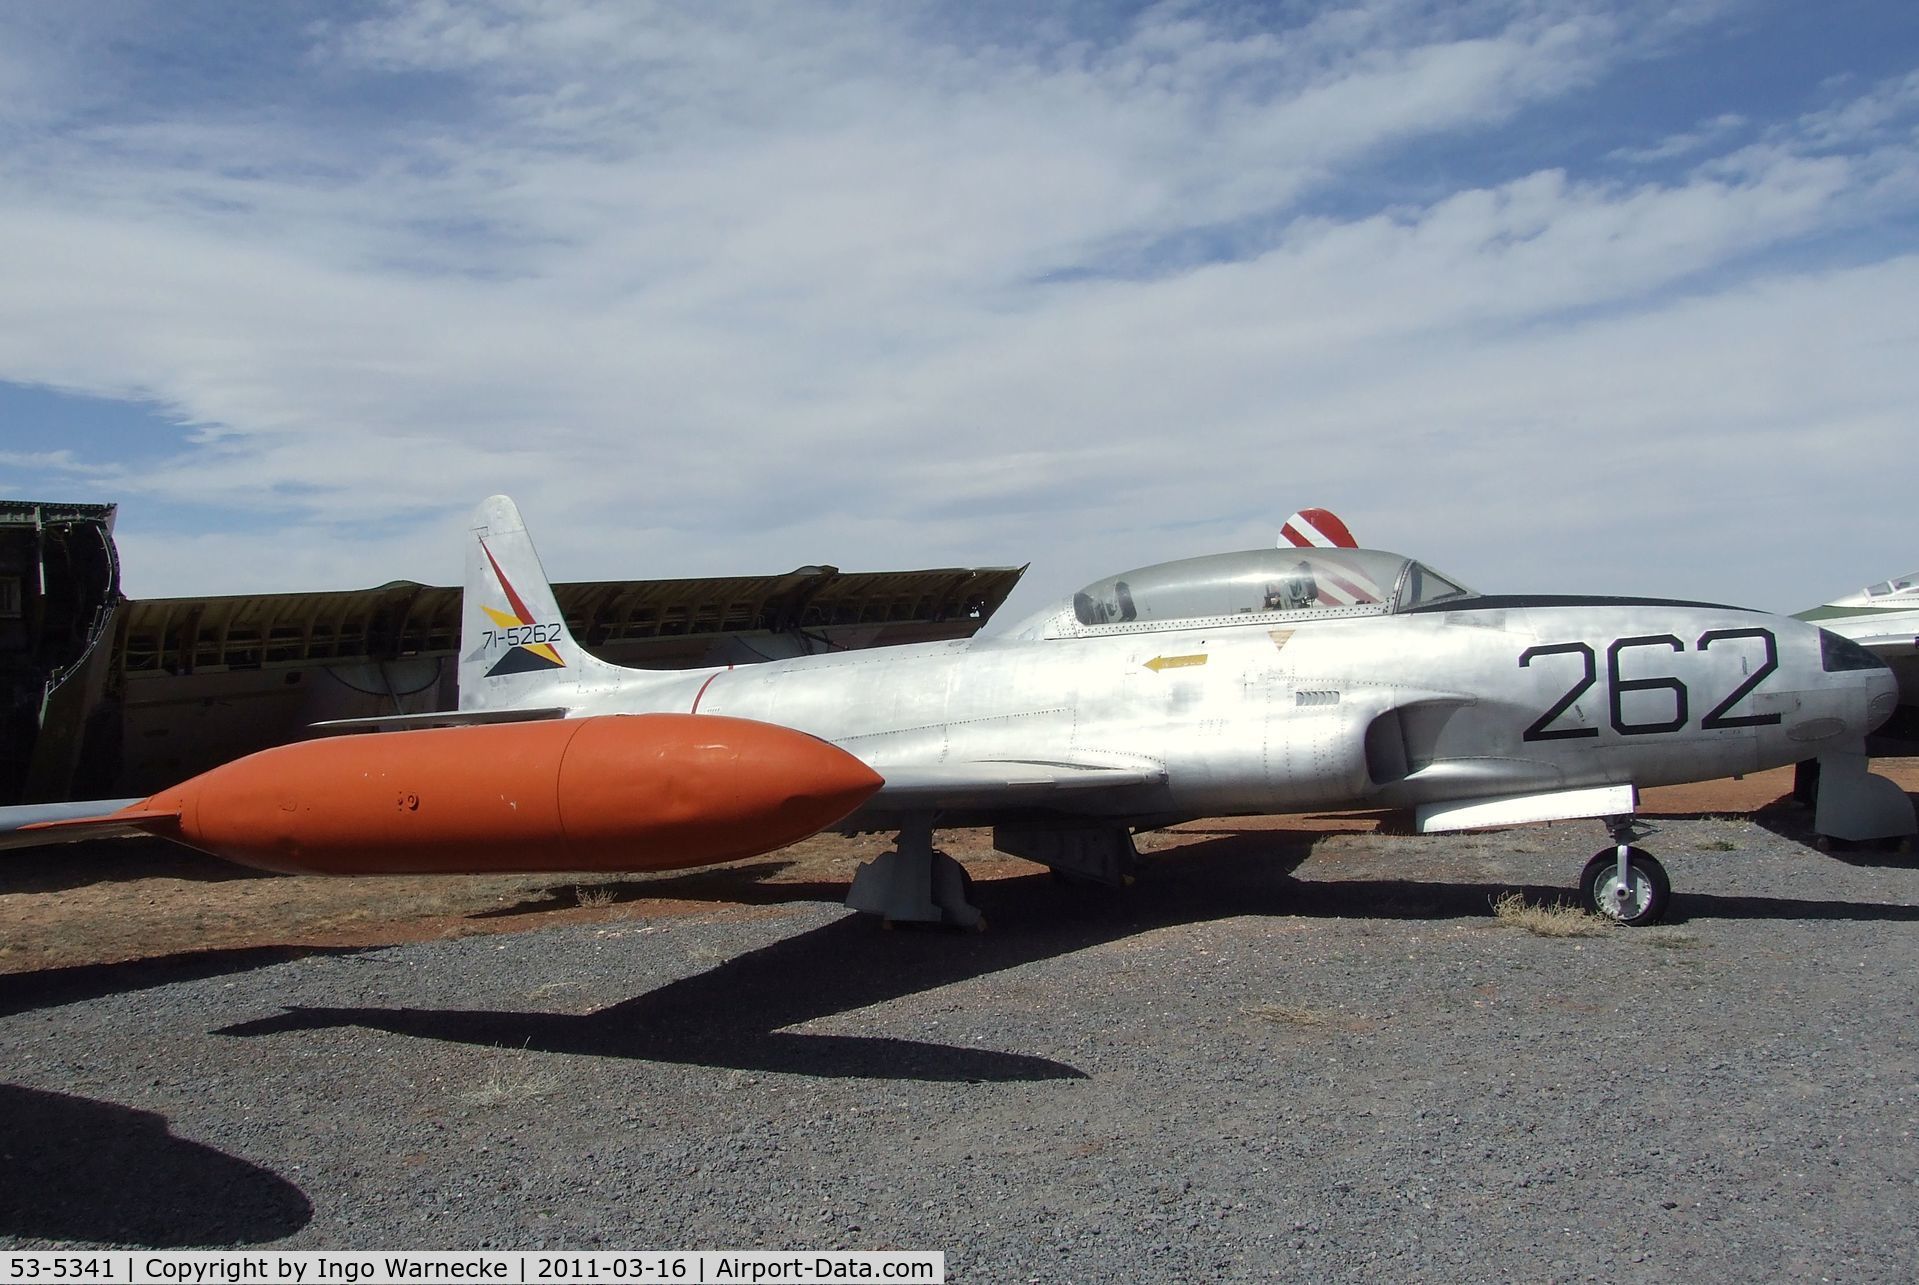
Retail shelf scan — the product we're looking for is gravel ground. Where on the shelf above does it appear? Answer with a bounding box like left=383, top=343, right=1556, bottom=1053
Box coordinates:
left=5, top=810, right=1919, bottom=1282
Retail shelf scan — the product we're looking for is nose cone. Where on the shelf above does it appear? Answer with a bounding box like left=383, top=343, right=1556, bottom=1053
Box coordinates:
left=723, top=716, right=887, bottom=839
left=1817, top=628, right=1901, bottom=736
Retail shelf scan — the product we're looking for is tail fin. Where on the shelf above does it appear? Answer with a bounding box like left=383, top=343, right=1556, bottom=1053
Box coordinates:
left=460, top=495, right=623, bottom=711
left=1279, top=508, right=1357, bottom=549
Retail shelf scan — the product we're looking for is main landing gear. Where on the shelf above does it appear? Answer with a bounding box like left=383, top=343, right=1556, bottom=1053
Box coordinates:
left=1577, top=815, right=1670, bottom=926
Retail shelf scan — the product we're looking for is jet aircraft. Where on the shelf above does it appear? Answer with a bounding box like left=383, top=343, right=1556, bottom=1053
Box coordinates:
left=411, top=496, right=1897, bottom=928
left=4, top=499, right=1898, bottom=928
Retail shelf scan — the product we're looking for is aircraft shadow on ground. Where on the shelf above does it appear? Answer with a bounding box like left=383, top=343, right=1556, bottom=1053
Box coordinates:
left=0, top=945, right=369, bottom=1020
left=0, top=837, right=275, bottom=895
left=468, top=860, right=852, bottom=920
left=218, top=909, right=1094, bottom=1084
left=0, top=1084, right=310, bottom=1246
left=1740, top=795, right=1919, bottom=870
left=215, top=830, right=1919, bottom=1079
left=218, top=835, right=1317, bottom=1082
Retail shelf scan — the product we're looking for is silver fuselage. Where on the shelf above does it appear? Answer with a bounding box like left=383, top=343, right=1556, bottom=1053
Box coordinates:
left=547, top=594, right=1894, bottom=823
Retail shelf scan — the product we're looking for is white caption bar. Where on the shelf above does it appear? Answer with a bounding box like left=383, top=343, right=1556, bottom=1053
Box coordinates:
left=1, top=1252, right=944, bottom=1285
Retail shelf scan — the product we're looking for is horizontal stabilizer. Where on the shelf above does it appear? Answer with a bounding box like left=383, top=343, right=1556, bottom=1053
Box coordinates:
left=867, top=760, right=1166, bottom=811
left=312, top=706, right=569, bottom=734
left=0, top=800, right=174, bottom=851
left=1415, top=783, right=1635, bottom=834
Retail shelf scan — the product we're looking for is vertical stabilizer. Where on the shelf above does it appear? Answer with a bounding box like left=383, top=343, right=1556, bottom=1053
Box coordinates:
left=1279, top=509, right=1357, bottom=549
left=460, top=496, right=622, bottom=711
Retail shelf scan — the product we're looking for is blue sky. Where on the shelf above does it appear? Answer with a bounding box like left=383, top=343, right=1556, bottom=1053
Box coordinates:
left=0, top=0, right=1914, bottom=619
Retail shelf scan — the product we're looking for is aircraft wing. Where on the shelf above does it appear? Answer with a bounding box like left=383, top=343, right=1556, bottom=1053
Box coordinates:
left=0, top=800, right=171, bottom=851
left=311, top=706, right=569, bottom=733
left=1849, top=627, right=1919, bottom=658
left=1806, top=610, right=1919, bottom=665
left=864, top=759, right=1167, bottom=811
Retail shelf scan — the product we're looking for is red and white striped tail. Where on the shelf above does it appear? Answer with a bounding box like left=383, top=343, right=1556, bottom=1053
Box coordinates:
left=1276, top=509, right=1375, bottom=605
left=1278, top=508, right=1357, bottom=550
left=1313, top=564, right=1382, bottom=607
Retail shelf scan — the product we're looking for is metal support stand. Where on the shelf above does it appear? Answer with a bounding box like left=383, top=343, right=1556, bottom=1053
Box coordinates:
left=845, top=813, right=983, bottom=929
left=1811, top=741, right=1917, bottom=843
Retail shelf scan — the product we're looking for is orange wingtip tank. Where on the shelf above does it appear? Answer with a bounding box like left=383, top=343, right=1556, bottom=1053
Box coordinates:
left=103, top=714, right=882, bottom=876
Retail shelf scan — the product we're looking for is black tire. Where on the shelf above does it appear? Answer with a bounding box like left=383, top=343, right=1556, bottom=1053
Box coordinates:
left=1578, top=847, right=1671, bottom=926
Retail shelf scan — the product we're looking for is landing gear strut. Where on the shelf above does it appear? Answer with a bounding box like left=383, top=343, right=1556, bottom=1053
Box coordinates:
left=1578, top=815, right=1670, bottom=926
left=844, top=813, right=983, bottom=930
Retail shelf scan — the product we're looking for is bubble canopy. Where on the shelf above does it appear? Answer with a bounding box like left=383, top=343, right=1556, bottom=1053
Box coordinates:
left=1070, top=548, right=1474, bottom=629
left=1865, top=573, right=1919, bottom=600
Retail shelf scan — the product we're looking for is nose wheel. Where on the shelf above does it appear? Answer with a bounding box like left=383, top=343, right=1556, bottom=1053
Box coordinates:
left=1578, top=846, right=1670, bottom=926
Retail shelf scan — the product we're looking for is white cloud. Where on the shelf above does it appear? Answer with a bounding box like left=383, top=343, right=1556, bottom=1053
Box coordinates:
left=1609, top=112, right=1748, bottom=164
left=1797, top=68, right=1919, bottom=149
left=0, top=0, right=1910, bottom=622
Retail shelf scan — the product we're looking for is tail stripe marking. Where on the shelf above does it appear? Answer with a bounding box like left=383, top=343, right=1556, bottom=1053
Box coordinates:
left=477, top=536, right=566, bottom=673
left=480, top=539, right=539, bottom=624
left=1280, top=509, right=1357, bottom=549
left=689, top=666, right=733, bottom=714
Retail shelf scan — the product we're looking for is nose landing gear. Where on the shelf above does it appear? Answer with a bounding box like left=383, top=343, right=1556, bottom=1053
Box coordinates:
left=1578, top=816, right=1670, bottom=926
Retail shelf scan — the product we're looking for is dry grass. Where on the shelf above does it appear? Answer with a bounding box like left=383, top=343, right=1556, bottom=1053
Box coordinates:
left=574, top=885, right=617, bottom=908
left=460, top=1064, right=561, bottom=1107
left=1242, top=1001, right=1333, bottom=1027
left=1490, top=892, right=1613, bottom=938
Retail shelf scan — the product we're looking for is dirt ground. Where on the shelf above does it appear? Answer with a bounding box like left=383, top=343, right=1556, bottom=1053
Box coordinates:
left=4, top=761, right=1914, bottom=975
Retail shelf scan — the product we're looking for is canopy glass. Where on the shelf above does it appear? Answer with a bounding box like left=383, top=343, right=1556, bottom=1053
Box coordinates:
left=1071, top=548, right=1473, bottom=628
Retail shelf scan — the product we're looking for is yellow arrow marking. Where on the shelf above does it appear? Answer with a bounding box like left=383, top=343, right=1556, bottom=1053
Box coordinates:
left=1144, top=653, right=1208, bottom=672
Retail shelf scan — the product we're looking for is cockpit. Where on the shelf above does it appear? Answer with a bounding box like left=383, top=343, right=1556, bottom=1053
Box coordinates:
left=1864, top=573, right=1919, bottom=601
left=1820, top=571, right=1919, bottom=610
left=1064, top=548, right=1474, bottom=633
